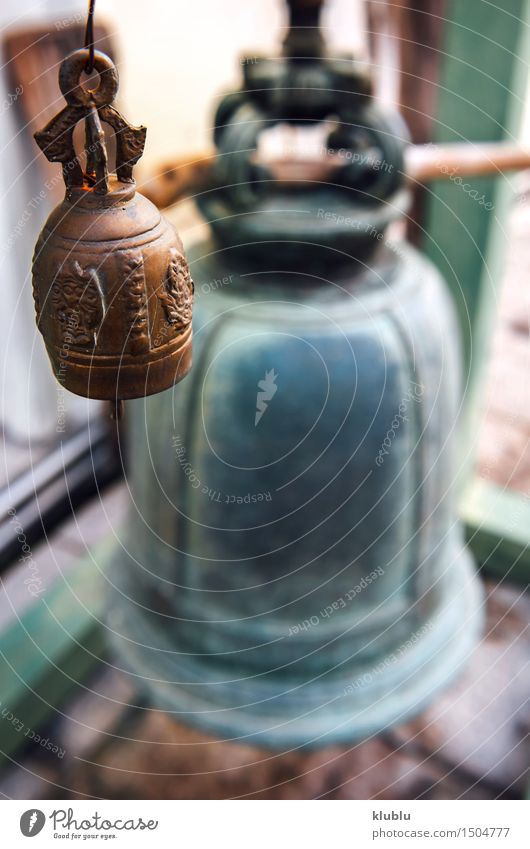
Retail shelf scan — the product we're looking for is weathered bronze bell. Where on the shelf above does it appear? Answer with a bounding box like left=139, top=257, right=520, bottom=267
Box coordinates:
left=109, top=0, right=483, bottom=748
left=32, top=48, right=193, bottom=404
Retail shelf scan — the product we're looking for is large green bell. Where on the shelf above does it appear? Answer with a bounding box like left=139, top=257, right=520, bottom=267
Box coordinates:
left=109, top=1, right=483, bottom=748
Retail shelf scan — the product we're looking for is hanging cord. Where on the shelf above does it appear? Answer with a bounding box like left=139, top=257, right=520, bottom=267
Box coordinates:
left=84, top=0, right=96, bottom=73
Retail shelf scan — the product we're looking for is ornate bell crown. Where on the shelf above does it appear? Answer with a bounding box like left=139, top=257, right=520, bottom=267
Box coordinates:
left=32, top=48, right=193, bottom=409
left=199, top=0, right=409, bottom=264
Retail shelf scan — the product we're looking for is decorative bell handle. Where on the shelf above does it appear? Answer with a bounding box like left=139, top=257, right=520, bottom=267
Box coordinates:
left=34, top=48, right=146, bottom=195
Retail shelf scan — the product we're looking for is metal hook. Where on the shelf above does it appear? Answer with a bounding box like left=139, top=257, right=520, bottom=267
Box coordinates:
left=84, top=0, right=96, bottom=74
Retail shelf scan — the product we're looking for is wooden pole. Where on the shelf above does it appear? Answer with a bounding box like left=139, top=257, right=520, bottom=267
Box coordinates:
left=141, top=142, right=530, bottom=210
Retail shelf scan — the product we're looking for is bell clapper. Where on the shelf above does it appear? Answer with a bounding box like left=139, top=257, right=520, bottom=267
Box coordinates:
left=109, top=400, right=124, bottom=421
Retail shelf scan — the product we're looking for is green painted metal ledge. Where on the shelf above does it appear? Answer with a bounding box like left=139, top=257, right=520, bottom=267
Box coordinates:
left=0, top=549, right=108, bottom=766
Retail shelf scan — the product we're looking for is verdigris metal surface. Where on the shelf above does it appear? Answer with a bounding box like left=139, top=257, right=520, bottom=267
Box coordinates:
left=109, top=234, right=482, bottom=747
left=109, top=0, right=482, bottom=748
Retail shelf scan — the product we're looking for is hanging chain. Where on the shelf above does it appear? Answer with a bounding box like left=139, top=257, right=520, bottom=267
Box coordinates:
left=84, top=0, right=96, bottom=73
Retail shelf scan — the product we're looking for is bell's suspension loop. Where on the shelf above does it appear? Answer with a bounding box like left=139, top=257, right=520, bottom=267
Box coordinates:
left=35, top=48, right=146, bottom=195
left=201, top=6, right=409, bottom=262
left=211, top=4, right=407, bottom=213
left=214, top=100, right=407, bottom=210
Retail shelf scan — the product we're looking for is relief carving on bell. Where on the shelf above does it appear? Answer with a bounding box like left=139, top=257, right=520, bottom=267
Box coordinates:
left=32, top=47, right=193, bottom=406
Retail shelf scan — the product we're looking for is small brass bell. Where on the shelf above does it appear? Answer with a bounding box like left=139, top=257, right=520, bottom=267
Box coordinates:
left=32, top=48, right=193, bottom=409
